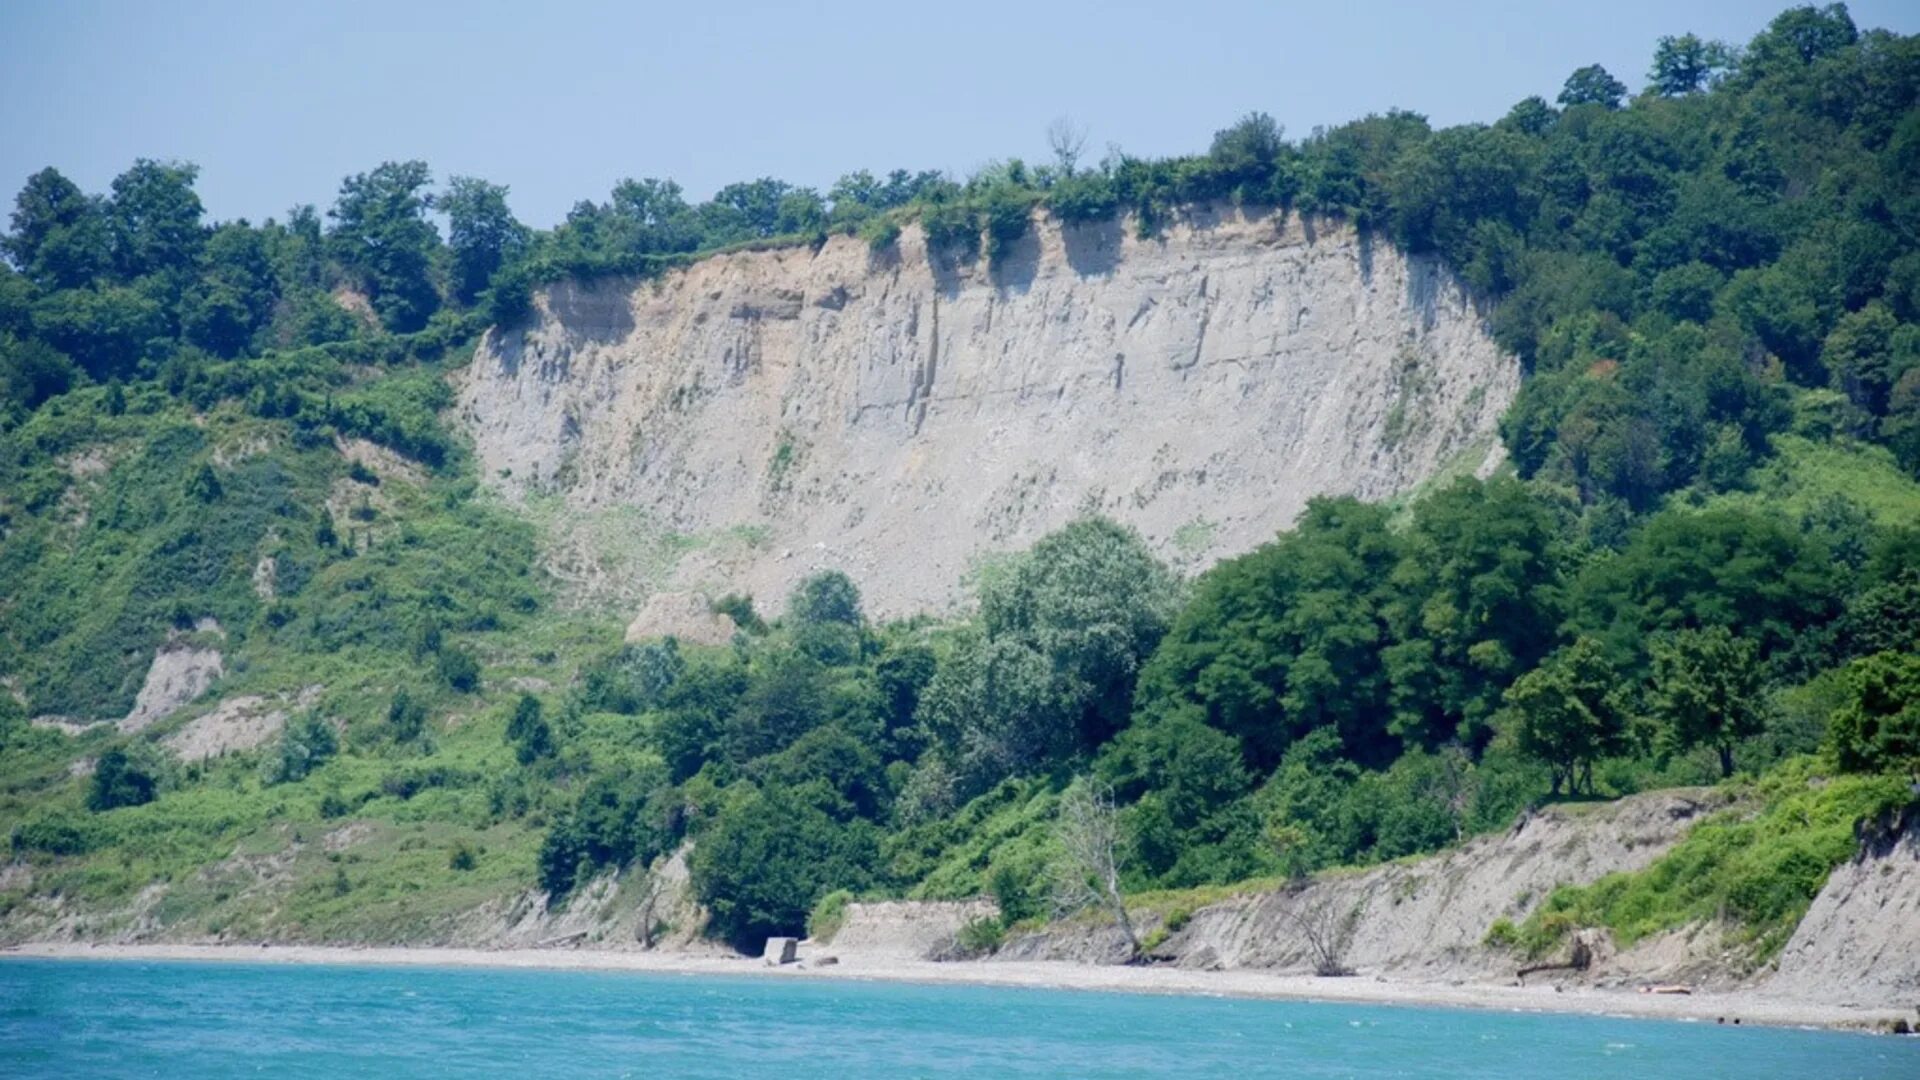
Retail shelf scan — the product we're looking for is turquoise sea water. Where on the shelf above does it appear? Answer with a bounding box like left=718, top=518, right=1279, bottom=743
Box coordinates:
left=1, top=959, right=1914, bottom=1078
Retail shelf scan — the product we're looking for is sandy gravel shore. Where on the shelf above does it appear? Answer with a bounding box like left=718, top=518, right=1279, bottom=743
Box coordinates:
left=6, top=941, right=1914, bottom=1035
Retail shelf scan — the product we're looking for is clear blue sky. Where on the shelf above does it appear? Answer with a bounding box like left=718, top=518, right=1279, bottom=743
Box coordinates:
left=3, top=1, right=1916, bottom=229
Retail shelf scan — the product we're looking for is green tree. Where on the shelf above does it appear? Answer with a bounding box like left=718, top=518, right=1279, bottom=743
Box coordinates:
left=1649, top=627, right=1766, bottom=777
left=1571, top=506, right=1841, bottom=671
left=29, top=285, right=164, bottom=381
left=1501, top=639, right=1628, bottom=795
left=387, top=688, right=427, bottom=742
left=1827, top=651, right=1920, bottom=777
left=1208, top=111, right=1286, bottom=182
left=915, top=627, right=1056, bottom=797
left=273, top=712, right=338, bottom=784
left=183, top=222, right=278, bottom=357
left=106, top=159, right=206, bottom=280
left=722, top=653, right=832, bottom=763
left=1138, top=498, right=1401, bottom=770
left=506, top=693, right=553, bottom=764
left=653, top=655, right=748, bottom=782
left=538, top=764, right=672, bottom=895
left=789, top=572, right=864, bottom=665
left=4, top=167, right=109, bottom=288
left=584, top=637, right=685, bottom=714
left=690, top=785, right=879, bottom=949
left=1648, top=34, right=1732, bottom=96
left=185, top=462, right=222, bottom=502
left=1385, top=478, right=1567, bottom=750
left=437, top=646, right=481, bottom=692
left=1744, top=3, right=1857, bottom=74
left=787, top=571, right=864, bottom=626
left=979, top=516, right=1182, bottom=749
left=437, top=176, right=527, bottom=305
left=328, top=161, right=441, bottom=332
left=88, top=747, right=161, bottom=811
left=1824, top=302, right=1917, bottom=417
left=1558, top=64, right=1628, bottom=109
left=0, top=334, right=79, bottom=413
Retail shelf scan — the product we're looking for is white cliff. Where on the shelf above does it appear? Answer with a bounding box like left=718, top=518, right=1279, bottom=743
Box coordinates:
left=457, top=207, right=1519, bottom=624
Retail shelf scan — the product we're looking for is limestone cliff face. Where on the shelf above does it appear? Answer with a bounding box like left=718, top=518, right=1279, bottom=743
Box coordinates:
left=457, top=208, right=1519, bottom=624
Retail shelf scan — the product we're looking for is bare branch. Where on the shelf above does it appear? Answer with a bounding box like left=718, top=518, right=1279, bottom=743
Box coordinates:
left=1050, top=780, right=1139, bottom=959
left=1047, top=117, right=1089, bottom=178
left=1279, top=889, right=1364, bottom=976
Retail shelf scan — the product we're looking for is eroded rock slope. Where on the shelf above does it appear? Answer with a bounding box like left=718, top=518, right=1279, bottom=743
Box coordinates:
left=459, top=209, right=1518, bottom=624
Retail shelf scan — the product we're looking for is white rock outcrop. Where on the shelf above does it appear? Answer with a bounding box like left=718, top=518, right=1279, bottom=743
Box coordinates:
left=459, top=209, right=1519, bottom=624
left=117, top=643, right=224, bottom=734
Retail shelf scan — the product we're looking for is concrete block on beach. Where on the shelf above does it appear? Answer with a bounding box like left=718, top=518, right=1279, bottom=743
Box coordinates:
left=763, top=937, right=797, bottom=965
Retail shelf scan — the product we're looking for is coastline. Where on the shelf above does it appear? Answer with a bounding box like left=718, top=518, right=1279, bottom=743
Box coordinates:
left=5, top=942, right=1912, bottom=1035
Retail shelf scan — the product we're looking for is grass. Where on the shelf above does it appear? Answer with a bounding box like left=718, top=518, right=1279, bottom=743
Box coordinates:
left=1705, top=434, right=1920, bottom=526
left=891, top=778, right=1062, bottom=901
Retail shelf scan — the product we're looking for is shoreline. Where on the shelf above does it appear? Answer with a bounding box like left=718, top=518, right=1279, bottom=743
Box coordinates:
left=5, top=942, right=1912, bottom=1035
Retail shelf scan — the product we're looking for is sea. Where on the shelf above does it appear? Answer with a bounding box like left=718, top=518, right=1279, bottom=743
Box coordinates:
left=1, top=958, right=1914, bottom=1078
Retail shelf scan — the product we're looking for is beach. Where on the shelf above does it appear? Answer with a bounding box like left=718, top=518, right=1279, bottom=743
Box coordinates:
left=7, top=941, right=1912, bottom=1035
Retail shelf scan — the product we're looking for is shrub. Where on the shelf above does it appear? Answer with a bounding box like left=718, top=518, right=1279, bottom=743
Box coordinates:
left=273, top=712, right=338, bottom=784
left=920, top=202, right=979, bottom=261
left=1048, top=173, right=1119, bottom=225
left=437, top=647, right=481, bottom=693
left=980, top=186, right=1035, bottom=264
left=10, top=813, right=97, bottom=857
left=988, top=861, right=1043, bottom=926
left=506, top=693, right=553, bottom=764
left=88, top=747, right=162, bottom=811
left=386, top=688, right=427, bottom=743
left=1483, top=917, right=1520, bottom=948
left=1827, top=651, right=1920, bottom=776
left=952, top=915, right=1006, bottom=957
left=860, top=217, right=901, bottom=253
left=807, top=888, right=853, bottom=942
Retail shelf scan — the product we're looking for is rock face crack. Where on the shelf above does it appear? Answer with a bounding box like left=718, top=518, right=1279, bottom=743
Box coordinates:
left=459, top=211, right=1520, bottom=628
left=909, top=294, right=939, bottom=435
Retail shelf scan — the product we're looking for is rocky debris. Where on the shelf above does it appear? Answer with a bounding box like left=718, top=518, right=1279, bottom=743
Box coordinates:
left=1177, top=945, right=1223, bottom=972
left=163, top=685, right=322, bottom=763
left=252, top=554, right=278, bottom=600
left=322, top=823, right=374, bottom=853
left=336, top=436, right=427, bottom=485
left=118, top=642, right=225, bottom=734
left=763, top=937, right=798, bottom=965
left=624, top=592, right=737, bottom=646
left=459, top=210, right=1518, bottom=629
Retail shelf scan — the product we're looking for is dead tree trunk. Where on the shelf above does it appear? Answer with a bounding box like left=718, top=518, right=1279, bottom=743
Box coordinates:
left=1052, top=781, right=1140, bottom=961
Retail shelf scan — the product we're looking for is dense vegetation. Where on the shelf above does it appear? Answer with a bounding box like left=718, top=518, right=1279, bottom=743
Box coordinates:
left=1, top=5, right=1916, bottom=956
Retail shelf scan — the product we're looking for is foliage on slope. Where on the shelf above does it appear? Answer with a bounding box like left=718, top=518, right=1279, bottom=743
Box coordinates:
left=1510, top=759, right=1912, bottom=960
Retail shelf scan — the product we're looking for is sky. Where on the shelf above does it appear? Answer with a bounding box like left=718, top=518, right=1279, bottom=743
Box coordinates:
left=3, top=1, right=1917, bottom=230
